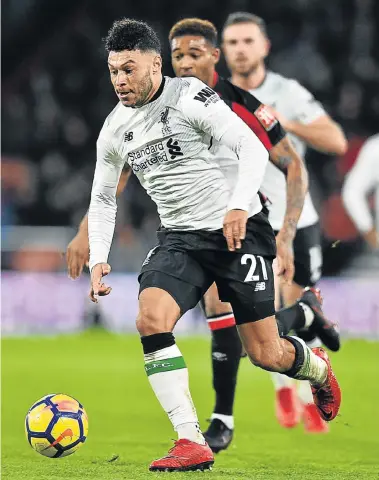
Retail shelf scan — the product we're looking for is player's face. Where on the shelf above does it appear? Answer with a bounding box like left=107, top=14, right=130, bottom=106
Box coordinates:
left=108, top=50, right=161, bottom=107
left=171, top=36, right=220, bottom=85
left=222, top=23, right=270, bottom=75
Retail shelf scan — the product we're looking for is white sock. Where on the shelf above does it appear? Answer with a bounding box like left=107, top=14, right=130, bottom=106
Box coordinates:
left=144, top=344, right=205, bottom=445
left=289, top=337, right=327, bottom=387
left=211, top=413, right=234, bottom=430
left=299, top=303, right=315, bottom=328
left=297, top=380, right=315, bottom=404
left=270, top=372, right=294, bottom=391
left=306, top=337, right=322, bottom=349
left=297, top=337, right=323, bottom=404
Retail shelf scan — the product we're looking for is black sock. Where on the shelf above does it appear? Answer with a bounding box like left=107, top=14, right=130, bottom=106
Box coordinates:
left=281, top=336, right=305, bottom=378
left=211, top=325, right=242, bottom=417
left=275, top=303, right=306, bottom=336
left=141, top=332, right=175, bottom=354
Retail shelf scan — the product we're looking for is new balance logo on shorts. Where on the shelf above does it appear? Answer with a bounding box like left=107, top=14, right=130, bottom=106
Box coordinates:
left=254, top=282, right=266, bottom=292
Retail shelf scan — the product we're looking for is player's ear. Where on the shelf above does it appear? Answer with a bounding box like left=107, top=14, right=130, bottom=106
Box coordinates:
left=263, top=38, right=271, bottom=59
left=212, top=47, right=221, bottom=65
left=152, top=55, right=162, bottom=73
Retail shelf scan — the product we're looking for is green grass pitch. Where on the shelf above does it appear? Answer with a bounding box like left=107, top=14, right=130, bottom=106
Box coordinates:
left=2, top=330, right=379, bottom=479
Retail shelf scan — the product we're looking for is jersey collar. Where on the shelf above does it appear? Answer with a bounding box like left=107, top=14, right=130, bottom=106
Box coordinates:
left=147, top=76, right=166, bottom=104
left=211, top=71, right=219, bottom=89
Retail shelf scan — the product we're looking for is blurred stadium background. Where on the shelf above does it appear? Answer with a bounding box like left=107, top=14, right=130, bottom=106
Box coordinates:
left=2, top=0, right=378, bottom=336
left=1, top=1, right=379, bottom=478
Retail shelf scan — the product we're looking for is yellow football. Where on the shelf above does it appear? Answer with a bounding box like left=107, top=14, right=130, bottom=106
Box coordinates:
left=25, top=394, right=88, bottom=458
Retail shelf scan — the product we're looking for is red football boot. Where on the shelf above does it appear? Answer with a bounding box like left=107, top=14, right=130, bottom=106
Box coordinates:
left=275, top=386, right=301, bottom=428
left=302, top=403, right=329, bottom=433
left=311, top=347, right=341, bottom=421
left=149, top=439, right=214, bottom=472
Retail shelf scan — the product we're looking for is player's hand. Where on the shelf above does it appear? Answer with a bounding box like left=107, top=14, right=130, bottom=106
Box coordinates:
left=89, top=263, right=112, bottom=303
left=66, top=232, right=90, bottom=280
left=275, top=233, right=294, bottom=284
left=223, top=209, right=248, bottom=251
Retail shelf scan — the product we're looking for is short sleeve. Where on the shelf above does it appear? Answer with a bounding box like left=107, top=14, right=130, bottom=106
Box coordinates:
left=287, top=80, right=326, bottom=125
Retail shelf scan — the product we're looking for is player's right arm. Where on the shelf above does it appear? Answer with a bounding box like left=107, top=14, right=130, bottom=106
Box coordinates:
left=66, top=166, right=131, bottom=280
left=87, top=129, right=126, bottom=302
left=342, top=136, right=379, bottom=250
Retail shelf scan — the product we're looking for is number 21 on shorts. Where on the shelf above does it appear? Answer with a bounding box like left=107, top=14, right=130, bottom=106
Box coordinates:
left=241, top=254, right=268, bottom=282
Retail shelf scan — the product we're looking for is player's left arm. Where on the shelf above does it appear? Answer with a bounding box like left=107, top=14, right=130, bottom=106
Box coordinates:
left=273, top=81, right=348, bottom=155
left=269, top=136, right=309, bottom=282
left=181, top=80, right=269, bottom=251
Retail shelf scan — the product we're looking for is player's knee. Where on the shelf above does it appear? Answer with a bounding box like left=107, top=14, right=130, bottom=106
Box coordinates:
left=204, top=296, right=232, bottom=317
left=246, top=344, right=285, bottom=371
left=136, top=305, right=169, bottom=336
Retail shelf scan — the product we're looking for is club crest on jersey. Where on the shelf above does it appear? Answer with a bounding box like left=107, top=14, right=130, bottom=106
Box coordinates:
left=254, top=105, right=278, bottom=131
left=194, top=87, right=220, bottom=107
left=159, top=107, right=172, bottom=135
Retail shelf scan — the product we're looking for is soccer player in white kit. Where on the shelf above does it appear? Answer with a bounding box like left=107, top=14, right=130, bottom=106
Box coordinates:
left=85, top=18, right=341, bottom=471
left=220, top=12, right=347, bottom=433
left=342, top=134, right=379, bottom=251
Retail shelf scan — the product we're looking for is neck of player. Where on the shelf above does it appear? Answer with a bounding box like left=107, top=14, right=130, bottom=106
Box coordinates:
left=144, top=73, right=164, bottom=105
left=231, top=63, right=266, bottom=91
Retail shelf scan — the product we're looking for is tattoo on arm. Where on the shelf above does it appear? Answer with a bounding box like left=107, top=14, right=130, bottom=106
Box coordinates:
left=271, top=137, right=308, bottom=240
left=270, top=139, right=293, bottom=173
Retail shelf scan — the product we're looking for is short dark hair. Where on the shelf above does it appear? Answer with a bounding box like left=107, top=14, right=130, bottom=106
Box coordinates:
left=222, top=12, right=268, bottom=38
left=104, top=18, right=161, bottom=53
left=169, top=18, right=218, bottom=46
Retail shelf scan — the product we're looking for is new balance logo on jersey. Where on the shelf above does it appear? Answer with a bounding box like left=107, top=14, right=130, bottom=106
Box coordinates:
left=167, top=138, right=183, bottom=159
left=124, top=131, right=134, bottom=142
left=254, top=282, right=266, bottom=292
left=194, top=87, right=220, bottom=107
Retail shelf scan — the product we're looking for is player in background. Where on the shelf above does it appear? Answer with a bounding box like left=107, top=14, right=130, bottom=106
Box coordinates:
left=82, top=18, right=341, bottom=471
left=219, top=11, right=347, bottom=436
left=168, top=17, right=342, bottom=452
left=342, top=134, right=379, bottom=251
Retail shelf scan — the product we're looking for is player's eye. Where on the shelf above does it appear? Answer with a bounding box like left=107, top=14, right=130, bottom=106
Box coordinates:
left=191, top=54, right=200, bottom=59
left=110, top=70, right=117, bottom=76
left=245, top=38, right=254, bottom=44
left=173, top=55, right=182, bottom=61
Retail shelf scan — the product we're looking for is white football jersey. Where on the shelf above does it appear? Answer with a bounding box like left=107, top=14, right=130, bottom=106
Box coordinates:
left=89, top=76, right=269, bottom=270
left=342, top=134, right=379, bottom=234
left=250, top=71, right=326, bottom=230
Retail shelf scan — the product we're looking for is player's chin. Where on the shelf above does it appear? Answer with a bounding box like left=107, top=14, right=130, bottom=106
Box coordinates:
left=118, top=94, right=136, bottom=107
